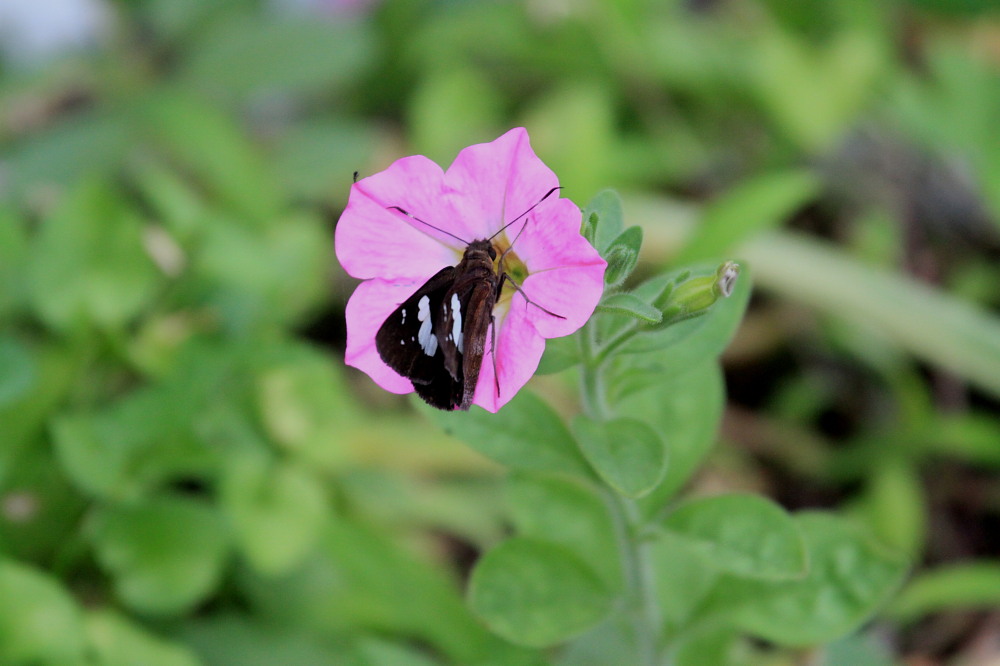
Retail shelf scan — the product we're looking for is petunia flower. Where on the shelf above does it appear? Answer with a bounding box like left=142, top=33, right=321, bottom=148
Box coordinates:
left=335, top=128, right=606, bottom=412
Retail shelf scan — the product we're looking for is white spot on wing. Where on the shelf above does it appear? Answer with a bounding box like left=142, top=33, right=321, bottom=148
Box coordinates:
left=401, top=308, right=406, bottom=324
left=416, top=295, right=437, bottom=356
left=450, top=293, right=463, bottom=354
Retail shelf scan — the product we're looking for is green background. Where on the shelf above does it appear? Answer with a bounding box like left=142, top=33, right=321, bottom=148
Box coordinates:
left=2, top=0, right=1000, bottom=663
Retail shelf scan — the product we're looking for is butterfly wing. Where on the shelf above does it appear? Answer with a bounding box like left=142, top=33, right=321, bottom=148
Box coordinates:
left=375, top=267, right=465, bottom=409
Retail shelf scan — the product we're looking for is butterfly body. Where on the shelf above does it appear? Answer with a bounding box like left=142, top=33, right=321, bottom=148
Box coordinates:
left=375, top=239, right=499, bottom=411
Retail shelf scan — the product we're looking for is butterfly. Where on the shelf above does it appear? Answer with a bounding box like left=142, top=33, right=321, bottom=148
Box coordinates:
left=374, top=188, right=563, bottom=410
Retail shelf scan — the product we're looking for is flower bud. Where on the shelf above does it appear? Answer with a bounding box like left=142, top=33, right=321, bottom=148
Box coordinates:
left=648, top=261, right=740, bottom=327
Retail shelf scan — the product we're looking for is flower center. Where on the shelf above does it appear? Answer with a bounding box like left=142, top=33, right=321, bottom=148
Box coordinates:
left=493, top=240, right=529, bottom=307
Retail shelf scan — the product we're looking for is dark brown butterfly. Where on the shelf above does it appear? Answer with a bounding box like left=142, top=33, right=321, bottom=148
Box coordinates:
left=375, top=188, right=563, bottom=410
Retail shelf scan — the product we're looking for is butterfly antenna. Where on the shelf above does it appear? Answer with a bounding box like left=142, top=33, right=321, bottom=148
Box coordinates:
left=387, top=206, right=470, bottom=245
left=488, top=186, right=562, bottom=243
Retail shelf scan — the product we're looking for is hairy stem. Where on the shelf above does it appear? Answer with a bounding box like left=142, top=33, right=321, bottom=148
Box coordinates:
left=579, top=322, right=664, bottom=665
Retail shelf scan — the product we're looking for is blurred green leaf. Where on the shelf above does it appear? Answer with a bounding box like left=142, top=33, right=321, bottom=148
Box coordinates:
left=240, top=519, right=534, bottom=664
left=131, top=160, right=208, bottom=241
left=572, top=416, right=667, bottom=498
left=0, top=336, right=36, bottom=406
left=854, top=460, right=926, bottom=558
left=468, top=537, right=613, bottom=648
left=507, top=472, right=621, bottom=589
left=3, top=110, right=136, bottom=199
left=178, top=614, right=361, bottom=666
left=0, top=558, right=85, bottom=664
left=422, top=391, right=591, bottom=477
left=143, top=94, right=281, bottom=221
left=671, top=626, right=739, bottom=666
left=254, top=343, right=358, bottom=470
left=273, top=120, right=376, bottom=203
left=704, top=512, right=907, bottom=646
left=816, top=632, right=897, bottom=666
left=535, top=335, right=580, bottom=375
left=27, top=179, right=161, bottom=332
left=743, top=231, right=1000, bottom=402
left=524, top=84, right=616, bottom=201
left=677, top=169, right=819, bottom=264
left=889, top=562, right=1000, bottom=622
left=85, top=609, right=200, bottom=666
left=195, top=213, right=332, bottom=331
left=0, top=445, right=84, bottom=564
left=89, top=497, right=230, bottom=616
left=750, top=29, right=885, bottom=152
left=0, top=208, right=29, bottom=316
left=409, top=68, right=504, bottom=164
left=179, top=14, right=373, bottom=100
left=661, top=494, right=807, bottom=580
left=221, top=454, right=328, bottom=576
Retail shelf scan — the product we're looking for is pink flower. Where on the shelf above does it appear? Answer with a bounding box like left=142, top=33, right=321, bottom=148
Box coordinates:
left=335, top=128, right=606, bottom=412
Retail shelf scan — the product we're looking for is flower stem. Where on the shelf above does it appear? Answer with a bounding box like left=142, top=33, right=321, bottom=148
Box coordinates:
left=578, top=322, right=664, bottom=665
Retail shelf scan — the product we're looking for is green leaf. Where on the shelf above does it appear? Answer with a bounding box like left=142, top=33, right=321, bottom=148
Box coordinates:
left=661, top=494, right=807, bottom=580
left=572, top=416, right=667, bottom=498
left=650, top=531, right=723, bottom=630
left=581, top=190, right=624, bottom=253
left=603, top=226, right=643, bottom=287
left=671, top=626, right=739, bottom=666
left=27, top=179, right=161, bottom=332
left=706, top=512, right=908, bottom=646
left=85, top=609, right=200, bottom=666
left=89, top=497, right=230, bottom=616
left=613, top=362, right=725, bottom=507
left=221, top=455, right=328, bottom=575
left=507, top=473, right=621, bottom=588
left=0, top=558, right=85, bottom=664
left=596, top=293, right=662, bottom=324
left=535, top=335, right=581, bottom=375
left=678, top=169, right=819, bottom=264
left=421, top=391, right=591, bottom=477
left=889, top=563, right=1000, bottom=622
left=468, top=537, right=613, bottom=647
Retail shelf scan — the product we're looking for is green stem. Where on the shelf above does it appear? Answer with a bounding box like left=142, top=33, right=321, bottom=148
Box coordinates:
left=593, top=322, right=639, bottom=367
left=579, top=322, right=664, bottom=665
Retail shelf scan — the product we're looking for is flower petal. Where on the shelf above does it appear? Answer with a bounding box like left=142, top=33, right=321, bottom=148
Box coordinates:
left=344, top=278, right=419, bottom=395
left=335, top=155, right=462, bottom=280
left=472, top=303, right=546, bottom=413
left=445, top=128, right=560, bottom=240
left=519, top=261, right=606, bottom=339
left=507, top=198, right=604, bottom=272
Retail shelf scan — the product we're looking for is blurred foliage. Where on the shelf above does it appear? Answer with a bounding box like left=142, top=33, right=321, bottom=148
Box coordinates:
left=2, top=0, right=1000, bottom=663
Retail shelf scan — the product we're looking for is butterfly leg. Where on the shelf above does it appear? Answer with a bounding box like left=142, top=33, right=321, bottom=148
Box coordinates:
left=490, top=314, right=500, bottom=399
left=496, top=272, right=566, bottom=319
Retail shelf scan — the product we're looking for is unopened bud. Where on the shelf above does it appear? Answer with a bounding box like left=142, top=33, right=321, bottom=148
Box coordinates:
left=646, top=261, right=740, bottom=328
